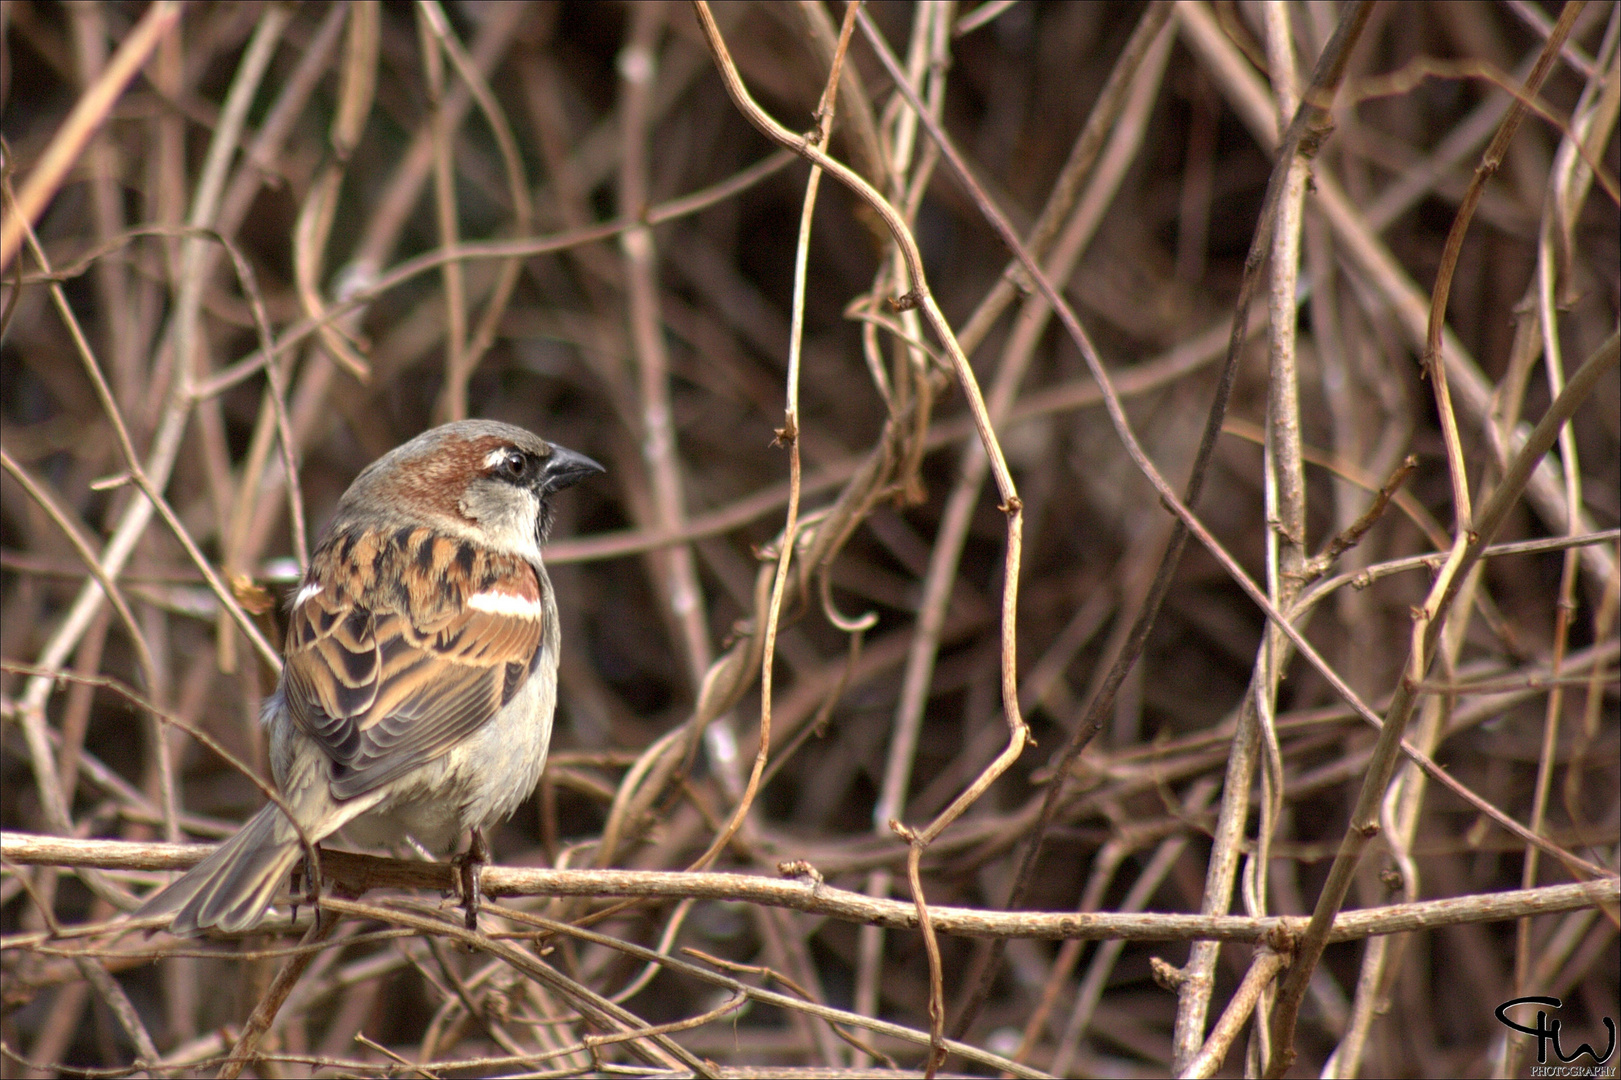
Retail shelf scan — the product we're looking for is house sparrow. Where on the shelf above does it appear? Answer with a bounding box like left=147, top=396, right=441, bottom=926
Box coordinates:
left=137, top=420, right=602, bottom=933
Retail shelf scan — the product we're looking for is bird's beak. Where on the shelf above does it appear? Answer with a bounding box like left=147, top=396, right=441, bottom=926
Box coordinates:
left=541, top=444, right=605, bottom=493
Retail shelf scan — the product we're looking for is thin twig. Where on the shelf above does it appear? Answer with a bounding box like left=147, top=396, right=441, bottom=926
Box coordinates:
left=0, top=1, right=180, bottom=270
left=1267, top=326, right=1621, bottom=1074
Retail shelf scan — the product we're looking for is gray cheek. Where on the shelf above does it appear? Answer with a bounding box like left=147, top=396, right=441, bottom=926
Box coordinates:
left=461, top=483, right=542, bottom=551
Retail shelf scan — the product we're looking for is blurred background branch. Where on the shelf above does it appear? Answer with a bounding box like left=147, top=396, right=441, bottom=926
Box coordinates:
left=2, top=2, right=1616, bottom=1076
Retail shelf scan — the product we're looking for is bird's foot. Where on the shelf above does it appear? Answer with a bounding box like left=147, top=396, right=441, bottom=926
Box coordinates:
left=290, top=845, right=326, bottom=930
left=450, top=828, right=490, bottom=932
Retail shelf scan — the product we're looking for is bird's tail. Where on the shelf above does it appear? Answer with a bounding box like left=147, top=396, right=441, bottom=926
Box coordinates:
left=135, top=803, right=307, bottom=934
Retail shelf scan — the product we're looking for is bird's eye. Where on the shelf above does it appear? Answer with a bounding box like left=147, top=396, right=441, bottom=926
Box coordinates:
left=502, top=450, right=528, bottom=479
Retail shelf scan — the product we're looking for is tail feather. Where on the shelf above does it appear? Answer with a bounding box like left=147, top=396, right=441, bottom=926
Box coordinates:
left=136, top=804, right=304, bottom=933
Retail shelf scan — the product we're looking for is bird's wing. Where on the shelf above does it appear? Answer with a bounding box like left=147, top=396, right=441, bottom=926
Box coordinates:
left=281, top=525, right=546, bottom=800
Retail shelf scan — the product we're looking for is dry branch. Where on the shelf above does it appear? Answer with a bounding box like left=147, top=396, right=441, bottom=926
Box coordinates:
left=3, top=2, right=1616, bottom=1076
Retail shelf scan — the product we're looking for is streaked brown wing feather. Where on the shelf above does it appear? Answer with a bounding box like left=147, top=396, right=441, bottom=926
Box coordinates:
left=283, top=527, right=544, bottom=800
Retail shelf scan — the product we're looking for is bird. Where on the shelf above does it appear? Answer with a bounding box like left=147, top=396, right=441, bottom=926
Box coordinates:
left=136, top=420, right=603, bottom=934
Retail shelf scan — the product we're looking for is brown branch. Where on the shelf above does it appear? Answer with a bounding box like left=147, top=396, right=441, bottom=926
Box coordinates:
left=5, top=833, right=1615, bottom=948
left=1268, top=324, right=1621, bottom=1073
